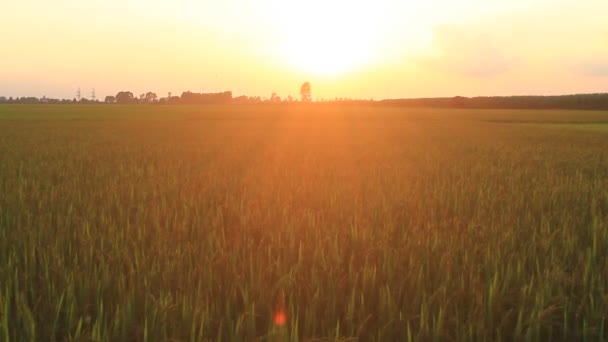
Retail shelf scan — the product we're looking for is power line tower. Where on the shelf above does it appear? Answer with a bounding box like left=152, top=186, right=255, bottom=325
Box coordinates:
left=91, top=88, right=96, bottom=102
left=76, top=87, right=81, bottom=101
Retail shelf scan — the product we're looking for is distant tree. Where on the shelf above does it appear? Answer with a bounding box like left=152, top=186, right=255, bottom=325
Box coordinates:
left=145, top=92, right=158, bottom=103
left=245, top=96, right=262, bottom=104
left=300, top=82, right=311, bottom=102
left=232, top=95, right=249, bottom=104
left=270, top=93, right=282, bottom=103
left=0, top=96, right=6, bottom=103
left=18, top=97, right=40, bottom=104
left=105, top=95, right=116, bottom=104
left=181, top=91, right=232, bottom=104
left=115, top=91, right=134, bottom=104
left=451, top=96, right=466, bottom=108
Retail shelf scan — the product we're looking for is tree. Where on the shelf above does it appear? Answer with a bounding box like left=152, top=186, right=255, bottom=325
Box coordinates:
left=181, top=91, right=233, bottom=104
left=145, top=92, right=158, bottom=103
left=104, top=96, right=116, bottom=103
left=115, top=91, right=134, bottom=104
left=270, top=92, right=282, bottom=103
left=300, top=82, right=311, bottom=102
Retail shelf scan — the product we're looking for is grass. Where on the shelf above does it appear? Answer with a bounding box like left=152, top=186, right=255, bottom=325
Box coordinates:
left=558, top=124, right=608, bottom=133
left=0, top=104, right=607, bottom=341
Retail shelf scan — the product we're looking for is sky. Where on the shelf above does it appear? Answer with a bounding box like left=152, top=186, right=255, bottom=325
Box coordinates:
left=1, top=0, right=607, bottom=100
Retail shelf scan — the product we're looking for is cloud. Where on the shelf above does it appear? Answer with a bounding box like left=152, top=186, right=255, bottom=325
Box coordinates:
left=574, top=29, right=608, bottom=77
left=423, top=26, right=514, bottom=78
left=578, top=61, right=608, bottom=77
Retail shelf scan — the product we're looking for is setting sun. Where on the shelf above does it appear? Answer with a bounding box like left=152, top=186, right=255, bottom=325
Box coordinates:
left=272, top=0, right=386, bottom=75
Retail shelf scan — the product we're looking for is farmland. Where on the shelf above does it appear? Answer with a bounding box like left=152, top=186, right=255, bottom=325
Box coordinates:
left=0, top=104, right=607, bottom=341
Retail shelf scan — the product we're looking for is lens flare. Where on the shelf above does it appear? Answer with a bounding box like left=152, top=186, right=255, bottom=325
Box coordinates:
left=273, top=291, right=287, bottom=326
left=273, top=309, right=287, bottom=326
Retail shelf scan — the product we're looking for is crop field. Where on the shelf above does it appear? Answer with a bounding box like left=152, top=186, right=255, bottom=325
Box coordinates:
left=0, top=104, right=607, bottom=341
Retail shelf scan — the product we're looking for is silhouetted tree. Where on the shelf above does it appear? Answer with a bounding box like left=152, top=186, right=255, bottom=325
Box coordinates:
left=232, top=95, right=250, bottom=104
left=18, top=97, right=40, bottom=104
left=181, top=91, right=232, bottom=104
left=145, top=92, right=158, bottom=103
left=300, top=82, right=311, bottom=102
left=115, top=91, right=134, bottom=104
left=105, top=96, right=116, bottom=104
left=270, top=93, right=282, bottom=103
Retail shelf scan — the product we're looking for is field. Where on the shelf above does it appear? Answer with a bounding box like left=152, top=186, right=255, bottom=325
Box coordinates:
left=0, top=104, right=607, bottom=341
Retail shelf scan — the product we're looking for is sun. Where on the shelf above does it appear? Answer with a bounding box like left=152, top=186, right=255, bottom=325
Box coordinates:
left=272, top=0, right=385, bottom=76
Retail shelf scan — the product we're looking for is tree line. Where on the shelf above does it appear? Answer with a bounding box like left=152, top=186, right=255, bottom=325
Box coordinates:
left=104, top=91, right=235, bottom=105
left=0, top=82, right=315, bottom=106
left=380, top=93, right=608, bottom=110
left=0, top=91, right=283, bottom=105
left=3, top=88, right=608, bottom=110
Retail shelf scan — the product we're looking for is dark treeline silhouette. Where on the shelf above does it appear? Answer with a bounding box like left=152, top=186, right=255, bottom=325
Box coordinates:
left=381, top=93, right=608, bottom=110
left=0, top=91, right=234, bottom=105
left=2, top=91, right=608, bottom=110
left=179, top=91, right=232, bottom=105
left=0, top=96, right=99, bottom=104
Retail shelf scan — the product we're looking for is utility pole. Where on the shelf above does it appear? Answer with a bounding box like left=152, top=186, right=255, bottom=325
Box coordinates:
left=91, top=88, right=96, bottom=102
left=76, top=87, right=81, bottom=101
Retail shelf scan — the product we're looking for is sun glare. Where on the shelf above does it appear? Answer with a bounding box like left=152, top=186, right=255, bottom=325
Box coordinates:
left=272, top=0, right=385, bottom=76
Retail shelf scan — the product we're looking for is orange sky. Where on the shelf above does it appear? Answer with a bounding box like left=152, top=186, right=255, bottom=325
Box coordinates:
left=1, top=0, right=607, bottom=100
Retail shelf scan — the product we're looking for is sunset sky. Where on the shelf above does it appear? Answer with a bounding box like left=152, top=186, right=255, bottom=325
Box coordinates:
left=1, top=0, right=607, bottom=100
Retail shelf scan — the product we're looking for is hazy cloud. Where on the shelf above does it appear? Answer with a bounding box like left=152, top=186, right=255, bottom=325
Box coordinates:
left=424, top=26, right=514, bottom=78
left=579, top=61, right=608, bottom=77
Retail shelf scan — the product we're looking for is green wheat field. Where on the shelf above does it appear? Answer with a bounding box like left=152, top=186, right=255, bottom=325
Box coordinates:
left=0, top=105, right=607, bottom=341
